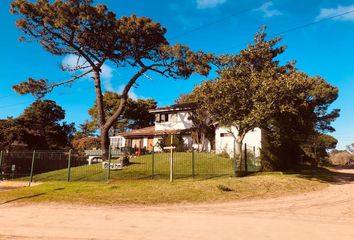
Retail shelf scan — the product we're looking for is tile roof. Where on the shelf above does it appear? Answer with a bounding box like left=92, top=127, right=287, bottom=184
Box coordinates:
left=117, top=126, right=191, bottom=138
left=119, top=126, right=155, bottom=137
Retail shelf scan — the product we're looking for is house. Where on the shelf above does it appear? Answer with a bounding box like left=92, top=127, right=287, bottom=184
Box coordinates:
left=110, top=103, right=264, bottom=157
left=215, top=125, right=263, bottom=158
left=110, top=103, right=196, bottom=151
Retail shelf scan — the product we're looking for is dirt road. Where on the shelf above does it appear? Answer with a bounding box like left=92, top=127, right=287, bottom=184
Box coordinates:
left=0, top=169, right=353, bottom=240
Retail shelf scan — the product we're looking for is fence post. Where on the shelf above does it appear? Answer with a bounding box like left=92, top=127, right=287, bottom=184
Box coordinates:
left=67, top=149, right=72, bottom=182
left=107, top=145, right=111, bottom=182
left=0, top=150, right=3, bottom=170
left=29, top=150, right=36, bottom=187
left=253, top=146, right=256, bottom=165
left=233, top=139, right=237, bottom=177
left=244, top=143, right=248, bottom=173
left=0, top=150, right=3, bottom=179
left=192, top=148, right=195, bottom=178
left=170, top=135, right=174, bottom=182
left=152, top=146, right=155, bottom=178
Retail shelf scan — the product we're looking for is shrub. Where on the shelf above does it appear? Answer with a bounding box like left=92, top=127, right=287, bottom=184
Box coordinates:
left=157, top=135, right=187, bottom=152
left=329, top=151, right=352, bottom=166
left=217, top=150, right=230, bottom=159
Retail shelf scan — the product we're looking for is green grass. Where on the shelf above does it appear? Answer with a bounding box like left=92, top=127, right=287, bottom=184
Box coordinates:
left=0, top=153, right=329, bottom=206
left=0, top=173, right=326, bottom=205
left=29, top=152, right=260, bottom=182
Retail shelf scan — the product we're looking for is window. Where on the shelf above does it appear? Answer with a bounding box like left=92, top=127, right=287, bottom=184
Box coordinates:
left=155, top=113, right=170, bottom=123
left=155, top=114, right=160, bottom=123
left=160, top=114, right=169, bottom=122
left=220, top=133, right=233, bottom=137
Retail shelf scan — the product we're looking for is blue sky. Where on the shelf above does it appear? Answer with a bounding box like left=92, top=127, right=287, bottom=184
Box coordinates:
left=1, top=0, right=354, bottom=149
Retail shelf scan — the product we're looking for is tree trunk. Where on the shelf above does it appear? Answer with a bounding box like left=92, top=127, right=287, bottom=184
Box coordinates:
left=92, top=70, right=109, bottom=159
left=102, top=67, right=149, bottom=156
left=201, top=133, right=206, bottom=152
left=235, top=133, right=245, bottom=177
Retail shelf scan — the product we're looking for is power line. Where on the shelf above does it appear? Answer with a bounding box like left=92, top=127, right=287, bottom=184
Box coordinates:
left=6, top=4, right=354, bottom=109
left=216, top=9, right=354, bottom=53
left=0, top=1, right=271, bottom=103
left=170, top=1, right=271, bottom=40
left=0, top=93, right=15, bottom=100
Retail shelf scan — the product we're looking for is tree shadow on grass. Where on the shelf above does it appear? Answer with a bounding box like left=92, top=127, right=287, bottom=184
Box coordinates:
left=0, top=187, right=65, bottom=205
left=0, top=193, right=46, bottom=205
left=284, top=165, right=354, bottom=185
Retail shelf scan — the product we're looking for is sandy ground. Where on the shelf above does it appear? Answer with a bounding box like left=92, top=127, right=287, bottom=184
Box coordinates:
left=0, top=181, right=40, bottom=192
left=0, top=169, right=353, bottom=240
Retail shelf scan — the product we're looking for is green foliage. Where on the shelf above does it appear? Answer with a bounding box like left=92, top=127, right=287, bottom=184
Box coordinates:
left=0, top=118, right=23, bottom=150
left=88, top=91, right=157, bottom=132
left=263, top=72, right=340, bottom=170
left=189, top=27, right=340, bottom=171
left=157, top=135, right=187, bottom=152
left=301, top=134, right=338, bottom=165
left=217, top=151, right=230, bottom=159
left=74, top=120, right=96, bottom=139
left=0, top=100, right=75, bottom=150
left=194, top=28, right=293, bottom=136
left=72, top=136, right=100, bottom=152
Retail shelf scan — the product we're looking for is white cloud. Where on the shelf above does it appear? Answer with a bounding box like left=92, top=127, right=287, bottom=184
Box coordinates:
left=62, top=55, right=114, bottom=91
left=316, top=5, right=354, bottom=21
left=196, top=0, right=226, bottom=9
left=62, top=54, right=88, bottom=70
left=100, top=64, right=113, bottom=80
left=62, top=55, right=149, bottom=99
left=255, top=1, right=282, bottom=18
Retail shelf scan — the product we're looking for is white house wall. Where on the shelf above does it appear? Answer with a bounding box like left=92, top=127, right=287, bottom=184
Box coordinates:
left=143, top=138, right=148, bottom=148
left=155, top=112, right=193, bottom=131
left=215, top=126, right=262, bottom=157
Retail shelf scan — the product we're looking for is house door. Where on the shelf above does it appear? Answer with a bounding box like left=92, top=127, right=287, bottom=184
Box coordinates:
left=131, top=138, right=142, bottom=149
left=147, top=137, right=154, bottom=151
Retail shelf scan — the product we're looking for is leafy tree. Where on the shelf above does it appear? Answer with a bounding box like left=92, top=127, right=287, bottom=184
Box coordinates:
left=157, top=135, right=186, bottom=152
left=192, top=27, right=339, bottom=172
left=0, top=118, right=24, bottom=150
left=300, top=133, right=338, bottom=165
left=194, top=28, right=294, bottom=175
left=18, top=100, right=76, bottom=150
left=263, top=72, right=339, bottom=170
left=88, top=91, right=157, bottom=133
left=11, top=0, right=212, bottom=157
left=73, top=120, right=96, bottom=139
left=0, top=100, right=75, bottom=150
left=72, top=136, right=100, bottom=152
left=175, top=94, right=215, bottom=151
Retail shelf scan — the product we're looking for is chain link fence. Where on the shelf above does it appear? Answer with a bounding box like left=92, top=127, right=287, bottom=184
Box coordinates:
left=0, top=144, right=261, bottom=184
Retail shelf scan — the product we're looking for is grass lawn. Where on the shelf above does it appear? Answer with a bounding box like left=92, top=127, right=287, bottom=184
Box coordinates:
left=29, top=152, right=260, bottom=182
left=0, top=173, right=327, bottom=206
left=0, top=153, right=331, bottom=206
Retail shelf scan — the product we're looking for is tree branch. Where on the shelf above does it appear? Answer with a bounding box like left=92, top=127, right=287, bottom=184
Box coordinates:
left=47, top=69, right=93, bottom=91
left=36, top=19, right=100, bottom=66
left=103, top=67, right=149, bottom=130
